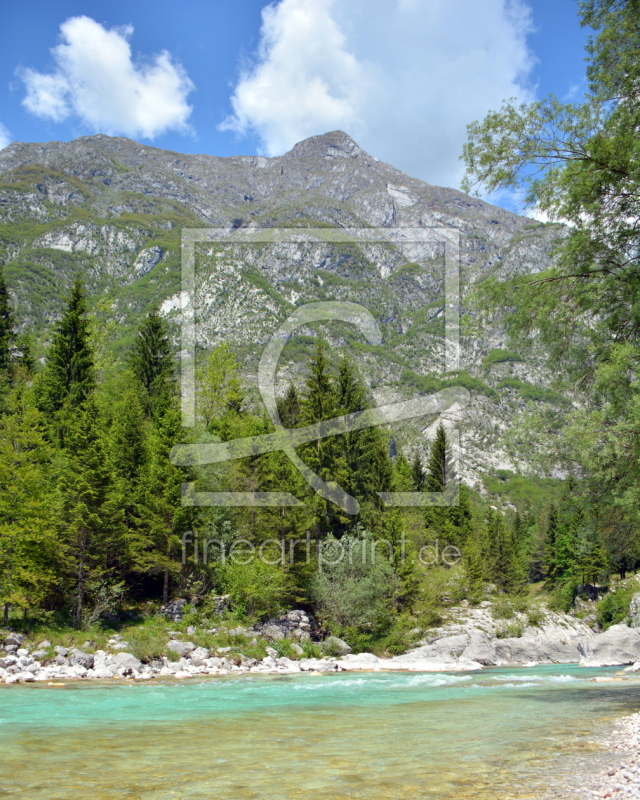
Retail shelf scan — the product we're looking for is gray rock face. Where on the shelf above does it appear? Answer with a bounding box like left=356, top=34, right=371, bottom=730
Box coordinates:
left=579, top=624, right=640, bottom=667
left=0, top=131, right=568, bottom=486
left=166, top=640, right=196, bottom=657
left=630, top=594, right=640, bottom=627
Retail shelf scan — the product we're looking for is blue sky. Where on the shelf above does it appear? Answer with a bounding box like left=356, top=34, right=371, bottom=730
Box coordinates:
left=1, top=0, right=590, bottom=201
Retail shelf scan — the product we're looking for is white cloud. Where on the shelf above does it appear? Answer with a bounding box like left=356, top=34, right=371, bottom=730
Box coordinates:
left=20, top=16, right=194, bottom=139
left=0, top=123, right=11, bottom=150
left=222, top=0, right=535, bottom=188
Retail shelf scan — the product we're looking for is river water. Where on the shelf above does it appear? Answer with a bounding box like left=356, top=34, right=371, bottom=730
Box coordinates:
left=1, top=664, right=639, bottom=799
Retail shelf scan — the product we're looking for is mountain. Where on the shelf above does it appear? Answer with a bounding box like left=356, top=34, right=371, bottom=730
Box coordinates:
left=0, top=130, right=567, bottom=487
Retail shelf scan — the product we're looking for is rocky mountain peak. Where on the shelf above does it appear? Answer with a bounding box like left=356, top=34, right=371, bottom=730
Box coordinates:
left=284, top=130, right=367, bottom=161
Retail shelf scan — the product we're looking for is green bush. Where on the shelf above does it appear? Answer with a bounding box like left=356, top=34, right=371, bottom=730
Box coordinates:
left=549, top=580, right=579, bottom=613
left=222, top=560, right=292, bottom=619
left=492, top=597, right=517, bottom=619
left=310, top=533, right=399, bottom=636
left=596, top=583, right=637, bottom=630
left=482, top=348, right=524, bottom=368
left=526, top=606, right=546, bottom=627
left=496, top=620, right=525, bottom=638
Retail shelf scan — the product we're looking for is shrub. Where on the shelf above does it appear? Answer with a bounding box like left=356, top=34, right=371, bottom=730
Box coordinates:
left=596, top=583, right=637, bottom=630
left=310, top=533, right=399, bottom=637
left=549, top=580, right=579, bottom=613
left=496, top=620, right=525, bottom=638
left=222, top=560, right=292, bottom=620
left=526, top=606, right=546, bottom=627
left=482, top=348, right=524, bottom=368
left=492, top=597, right=517, bottom=619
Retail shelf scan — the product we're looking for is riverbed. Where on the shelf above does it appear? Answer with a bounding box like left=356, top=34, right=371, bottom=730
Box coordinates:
left=1, top=664, right=638, bottom=799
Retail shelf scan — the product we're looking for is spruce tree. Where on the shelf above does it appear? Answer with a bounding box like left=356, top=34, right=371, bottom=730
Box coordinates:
left=411, top=451, right=425, bottom=491
left=58, top=399, right=125, bottom=628
left=0, top=268, right=15, bottom=380
left=426, top=423, right=449, bottom=492
left=0, top=385, right=58, bottom=624
left=543, top=505, right=560, bottom=582
left=37, top=279, right=95, bottom=418
left=277, top=383, right=301, bottom=428
left=129, top=309, right=174, bottom=415
left=138, top=399, right=191, bottom=604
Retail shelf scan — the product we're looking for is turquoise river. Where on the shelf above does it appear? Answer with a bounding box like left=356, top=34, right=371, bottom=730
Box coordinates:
left=1, top=664, right=640, bottom=799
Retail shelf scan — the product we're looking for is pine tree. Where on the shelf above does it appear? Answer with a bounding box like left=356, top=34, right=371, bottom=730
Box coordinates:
left=129, top=309, right=174, bottom=416
left=543, top=505, right=560, bottom=582
left=37, top=279, right=95, bottom=418
left=300, top=342, right=338, bottom=479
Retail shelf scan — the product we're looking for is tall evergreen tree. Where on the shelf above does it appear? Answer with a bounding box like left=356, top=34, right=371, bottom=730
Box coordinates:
left=0, top=268, right=15, bottom=381
left=411, top=451, right=425, bottom=491
left=138, top=400, right=191, bottom=604
left=426, top=423, right=449, bottom=492
left=129, top=309, right=174, bottom=415
left=0, top=385, right=58, bottom=624
left=37, top=279, right=95, bottom=418
left=277, top=382, right=301, bottom=428
left=58, top=399, right=125, bottom=628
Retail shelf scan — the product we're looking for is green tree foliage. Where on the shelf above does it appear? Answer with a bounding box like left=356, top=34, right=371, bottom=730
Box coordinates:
left=129, top=309, right=174, bottom=415
left=197, top=343, right=244, bottom=432
left=37, top=279, right=95, bottom=419
left=462, top=0, right=640, bottom=571
left=57, top=399, right=125, bottom=628
left=0, top=267, right=16, bottom=382
left=310, top=531, right=399, bottom=636
left=0, top=386, right=58, bottom=623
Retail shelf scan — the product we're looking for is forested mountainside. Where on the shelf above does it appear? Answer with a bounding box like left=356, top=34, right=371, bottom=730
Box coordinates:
left=0, top=130, right=568, bottom=484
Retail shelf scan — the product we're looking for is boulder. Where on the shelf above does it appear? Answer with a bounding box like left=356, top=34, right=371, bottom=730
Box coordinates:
left=291, top=643, right=305, bottom=656
left=202, top=595, right=231, bottom=615
left=321, top=636, right=352, bottom=656
left=166, top=640, right=196, bottom=657
left=188, top=646, right=210, bottom=666
left=37, top=640, right=51, bottom=650
left=53, top=645, right=68, bottom=656
left=339, top=652, right=381, bottom=670
left=298, top=658, right=338, bottom=672
left=160, top=599, right=187, bottom=622
left=112, top=652, right=142, bottom=672
left=4, top=632, right=25, bottom=648
left=260, top=623, right=287, bottom=641
left=68, top=649, right=95, bottom=670
left=579, top=624, right=640, bottom=666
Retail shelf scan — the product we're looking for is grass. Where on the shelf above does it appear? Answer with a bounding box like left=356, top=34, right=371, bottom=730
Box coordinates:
left=482, top=348, right=524, bottom=368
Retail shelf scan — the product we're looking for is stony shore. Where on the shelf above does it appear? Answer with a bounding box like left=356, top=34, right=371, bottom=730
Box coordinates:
left=570, top=712, right=640, bottom=800
left=4, top=599, right=640, bottom=684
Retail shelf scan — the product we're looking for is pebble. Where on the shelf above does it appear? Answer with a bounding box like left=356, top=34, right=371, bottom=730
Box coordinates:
left=571, top=712, right=640, bottom=799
